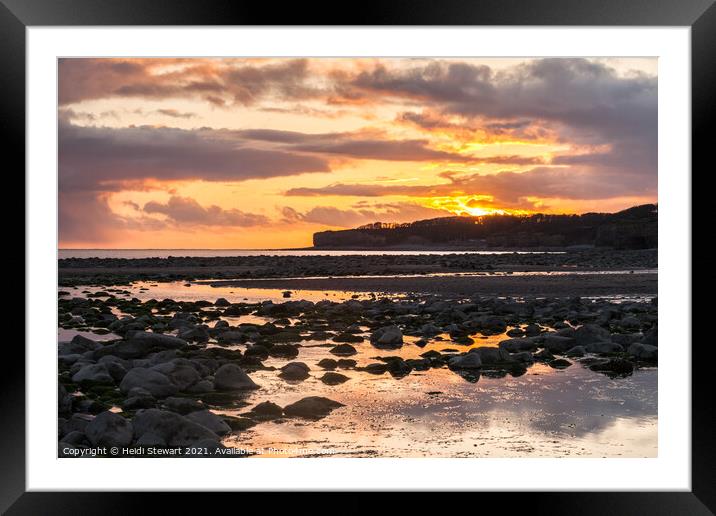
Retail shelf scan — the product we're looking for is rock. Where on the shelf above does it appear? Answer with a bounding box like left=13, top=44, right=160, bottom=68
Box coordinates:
left=61, top=431, right=89, bottom=446
left=317, top=358, right=338, bottom=370
left=162, top=397, right=206, bottom=415
left=283, top=396, right=344, bottom=419
left=133, top=409, right=220, bottom=447
left=586, top=341, right=624, bottom=354
left=151, top=359, right=201, bottom=390
left=320, top=372, right=350, bottom=385
left=177, top=326, right=210, bottom=343
left=548, top=358, right=572, bottom=369
left=213, top=363, right=259, bottom=391
left=244, top=344, right=269, bottom=359
left=185, top=379, right=214, bottom=394
left=370, top=325, right=403, bottom=348
left=510, top=351, right=535, bottom=363
left=330, top=344, right=357, bottom=356
left=72, top=363, right=115, bottom=385
left=267, top=344, right=300, bottom=358
left=332, top=333, right=364, bottom=343
left=574, top=324, right=611, bottom=346
left=420, top=323, right=442, bottom=336
left=498, top=337, right=536, bottom=352
left=627, top=343, right=658, bottom=361
left=119, top=368, right=178, bottom=398
left=58, top=383, right=73, bottom=414
left=541, top=334, right=576, bottom=353
left=250, top=401, right=283, bottom=418
left=642, top=326, right=658, bottom=347
left=59, top=335, right=102, bottom=355
left=469, top=346, right=513, bottom=364
left=61, top=413, right=95, bottom=436
left=214, top=298, right=231, bottom=307
left=506, top=327, right=525, bottom=337
left=85, top=411, right=133, bottom=448
left=363, top=363, right=388, bottom=374
left=523, top=323, right=542, bottom=336
left=279, top=362, right=311, bottom=381
left=564, top=345, right=586, bottom=357
left=448, top=353, right=483, bottom=370
left=589, top=358, right=635, bottom=377
left=336, top=359, right=356, bottom=369
left=533, top=348, right=555, bottom=362
left=122, top=393, right=156, bottom=410
left=185, top=410, right=231, bottom=436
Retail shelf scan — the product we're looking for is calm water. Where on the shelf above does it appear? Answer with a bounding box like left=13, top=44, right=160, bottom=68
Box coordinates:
left=58, top=249, right=564, bottom=259
left=60, top=282, right=657, bottom=458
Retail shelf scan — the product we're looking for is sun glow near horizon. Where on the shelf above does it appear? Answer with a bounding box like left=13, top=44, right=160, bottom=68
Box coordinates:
left=58, top=57, right=657, bottom=248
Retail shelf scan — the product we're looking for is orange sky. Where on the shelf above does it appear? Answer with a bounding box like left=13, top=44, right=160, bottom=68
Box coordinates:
left=58, top=57, right=657, bottom=248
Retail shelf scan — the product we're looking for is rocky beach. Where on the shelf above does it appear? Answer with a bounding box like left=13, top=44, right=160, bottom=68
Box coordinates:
left=57, top=249, right=658, bottom=458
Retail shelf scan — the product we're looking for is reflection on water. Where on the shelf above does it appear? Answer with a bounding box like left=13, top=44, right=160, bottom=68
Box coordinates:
left=60, top=281, right=378, bottom=304
left=221, top=342, right=657, bottom=457
left=59, top=282, right=658, bottom=458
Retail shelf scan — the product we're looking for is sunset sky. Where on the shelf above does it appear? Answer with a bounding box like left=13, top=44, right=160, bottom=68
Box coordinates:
left=58, top=57, right=657, bottom=249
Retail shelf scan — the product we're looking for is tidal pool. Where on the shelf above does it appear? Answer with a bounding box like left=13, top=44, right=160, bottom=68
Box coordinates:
left=59, top=283, right=658, bottom=458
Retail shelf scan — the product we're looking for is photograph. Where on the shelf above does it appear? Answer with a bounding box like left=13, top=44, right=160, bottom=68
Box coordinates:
left=56, top=56, right=659, bottom=459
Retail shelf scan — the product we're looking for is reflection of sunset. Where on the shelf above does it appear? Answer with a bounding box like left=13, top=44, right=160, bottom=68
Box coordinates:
left=58, top=57, right=657, bottom=249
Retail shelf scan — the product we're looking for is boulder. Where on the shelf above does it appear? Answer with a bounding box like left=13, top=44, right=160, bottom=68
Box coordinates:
left=162, top=397, right=206, bottom=415
left=283, top=396, right=344, bottom=419
left=317, top=358, right=338, bottom=370
left=469, top=346, right=513, bottom=364
left=72, top=363, right=115, bottom=385
left=370, top=325, right=403, bottom=348
left=564, top=345, right=587, bottom=357
left=448, top=353, right=483, bottom=370
left=151, top=359, right=201, bottom=390
left=627, top=343, right=658, bottom=361
left=185, top=410, right=231, bottom=436
left=58, top=383, right=73, bottom=414
left=250, top=401, right=284, bottom=418
left=59, top=334, right=102, bottom=355
left=589, top=358, right=635, bottom=377
left=213, top=363, right=259, bottom=391
left=320, top=372, right=350, bottom=385
left=85, top=411, right=133, bottom=448
left=498, top=337, right=536, bottom=353
left=279, top=362, right=311, bottom=381
left=573, top=324, right=611, bottom=346
left=541, top=334, right=576, bottom=353
left=119, top=368, right=178, bottom=398
left=330, top=344, right=358, bottom=356
left=132, top=409, right=220, bottom=447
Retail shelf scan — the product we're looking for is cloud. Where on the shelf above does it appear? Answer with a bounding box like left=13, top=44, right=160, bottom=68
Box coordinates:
left=143, top=196, right=268, bottom=227
left=281, top=202, right=452, bottom=227
left=58, top=58, right=320, bottom=107
left=59, top=121, right=331, bottom=193
left=285, top=165, right=656, bottom=206
left=236, top=128, right=473, bottom=162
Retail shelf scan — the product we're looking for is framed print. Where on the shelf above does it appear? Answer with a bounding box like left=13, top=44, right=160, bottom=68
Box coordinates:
left=3, top=0, right=714, bottom=512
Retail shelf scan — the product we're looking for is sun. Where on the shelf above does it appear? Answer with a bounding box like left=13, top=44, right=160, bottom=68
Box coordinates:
left=423, top=196, right=531, bottom=218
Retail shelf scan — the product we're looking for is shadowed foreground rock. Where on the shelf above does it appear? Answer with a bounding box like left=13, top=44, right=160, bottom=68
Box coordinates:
left=283, top=396, right=345, bottom=419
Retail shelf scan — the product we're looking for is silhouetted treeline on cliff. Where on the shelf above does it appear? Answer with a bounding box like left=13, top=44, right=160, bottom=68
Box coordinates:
left=313, top=204, right=657, bottom=250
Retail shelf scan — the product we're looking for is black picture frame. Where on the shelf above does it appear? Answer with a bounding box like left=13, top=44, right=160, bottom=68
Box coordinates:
left=3, top=0, right=713, bottom=513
